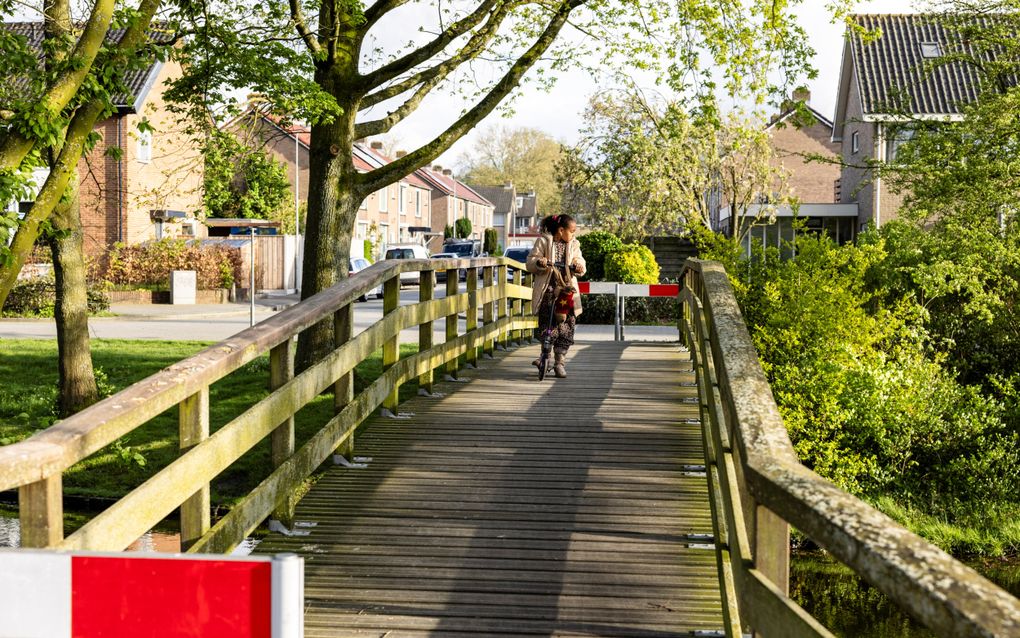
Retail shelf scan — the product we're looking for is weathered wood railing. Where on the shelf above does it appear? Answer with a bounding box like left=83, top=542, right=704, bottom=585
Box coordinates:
left=680, top=259, right=1020, bottom=637
left=0, top=257, right=535, bottom=553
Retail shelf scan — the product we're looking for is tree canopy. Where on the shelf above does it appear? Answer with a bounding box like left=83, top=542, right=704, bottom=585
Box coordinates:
left=460, top=125, right=562, bottom=214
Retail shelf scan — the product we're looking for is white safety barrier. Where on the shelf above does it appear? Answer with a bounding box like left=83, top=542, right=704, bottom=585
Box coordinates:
left=576, top=282, right=680, bottom=340
left=0, top=549, right=303, bottom=638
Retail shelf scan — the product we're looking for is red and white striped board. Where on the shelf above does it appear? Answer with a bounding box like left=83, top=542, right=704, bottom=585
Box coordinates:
left=0, top=549, right=303, bottom=638
left=576, top=282, right=680, bottom=297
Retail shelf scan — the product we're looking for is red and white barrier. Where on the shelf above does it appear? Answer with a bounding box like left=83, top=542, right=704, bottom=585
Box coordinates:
left=0, top=549, right=303, bottom=638
left=576, top=282, right=679, bottom=297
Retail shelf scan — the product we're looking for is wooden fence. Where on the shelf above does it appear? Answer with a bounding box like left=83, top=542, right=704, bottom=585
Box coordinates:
left=679, top=259, right=1020, bottom=637
left=0, top=258, right=535, bottom=554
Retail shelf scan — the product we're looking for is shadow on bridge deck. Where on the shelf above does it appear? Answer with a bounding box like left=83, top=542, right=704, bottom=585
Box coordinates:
left=258, top=340, right=722, bottom=637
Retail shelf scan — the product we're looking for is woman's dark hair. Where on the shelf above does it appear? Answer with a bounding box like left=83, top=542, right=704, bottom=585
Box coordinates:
left=540, top=213, right=575, bottom=235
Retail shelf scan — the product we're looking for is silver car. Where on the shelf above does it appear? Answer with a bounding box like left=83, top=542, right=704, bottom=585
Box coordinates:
left=349, top=258, right=383, bottom=301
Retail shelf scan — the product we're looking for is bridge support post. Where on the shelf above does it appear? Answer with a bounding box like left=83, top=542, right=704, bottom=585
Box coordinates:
left=382, top=275, right=400, bottom=414
left=753, top=505, right=790, bottom=597
left=445, top=269, right=459, bottom=379
left=483, top=266, right=495, bottom=357
left=270, top=339, right=297, bottom=527
left=19, top=475, right=63, bottom=548
left=512, top=269, right=523, bottom=346
left=466, top=268, right=479, bottom=367
left=418, top=271, right=435, bottom=394
left=497, top=265, right=508, bottom=349
left=179, top=387, right=210, bottom=550
left=334, top=303, right=355, bottom=458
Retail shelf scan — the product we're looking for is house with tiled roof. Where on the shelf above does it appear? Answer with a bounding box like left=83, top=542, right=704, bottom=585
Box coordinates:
left=225, top=110, right=434, bottom=258
left=2, top=22, right=204, bottom=255
left=832, top=13, right=1000, bottom=230
left=469, top=183, right=517, bottom=249
left=415, top=164, right=494, bottom=252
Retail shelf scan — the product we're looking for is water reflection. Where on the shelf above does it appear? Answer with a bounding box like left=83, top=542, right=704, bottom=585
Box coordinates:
left=792, top=552, right=1020, bottom=638
left=0, top=515, right=259, bottom=555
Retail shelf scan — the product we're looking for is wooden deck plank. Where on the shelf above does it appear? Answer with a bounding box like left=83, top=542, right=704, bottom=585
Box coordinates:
left=257, top=341, right=723, bottom=635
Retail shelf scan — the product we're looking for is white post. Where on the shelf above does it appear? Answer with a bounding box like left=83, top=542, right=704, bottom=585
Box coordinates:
left=249, top=227, right=256, bottom=327
left=614, top=283, right=621, bottom=341
left=271, top=553, right=304, bottom=638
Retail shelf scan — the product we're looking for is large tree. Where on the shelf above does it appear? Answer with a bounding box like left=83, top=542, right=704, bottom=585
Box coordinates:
left=167, top=0, right=818, bottom=367
left=559, top=90, right=790, bottom=243
left=460, top=125, right=562, bottom=214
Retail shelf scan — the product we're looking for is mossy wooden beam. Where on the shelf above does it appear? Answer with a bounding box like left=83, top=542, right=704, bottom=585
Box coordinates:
left=18, top=475, right=62, bottom=548
left=445, top=271, right=459, bottom=380
left=270, top=339, right=297, bottom=526
left=178, top=387, right=210, bottom=550
left=465, top=268, right=479, bottom=367
left=418, top=270, right=435, bottom=394
left=382, top=275, right=400, bottom=414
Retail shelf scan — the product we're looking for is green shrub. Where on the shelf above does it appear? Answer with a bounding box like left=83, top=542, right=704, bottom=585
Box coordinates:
left=444, top=224, right=454, bottom=239
left=577, top=230, right=624, bottom=280
left=484, top=228, right=498, bottom=255
left=363, top=239, right=374, bottom=263
left=576, top=293, right=677, bottom=325
left=2, top=278, right=110, bottom=317
left=103, top=239, right=243, bottom=290
left=604, top=243, right=660, bottom=283
left=455, top=217, right=472, bottom=239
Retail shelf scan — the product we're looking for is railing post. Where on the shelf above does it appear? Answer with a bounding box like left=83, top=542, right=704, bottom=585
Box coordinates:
left=483, top=265, right=495, bottom=357
left=497, top=264, right=508, bottom=348
left=754, top=507, right=791, bottom=596
left=334, top=302, right=355, bottom=458
left=512, top=269, right=523, bottom=346
left=382, top=274, right=400, bottom=414
left=270, top=338, right=296, bottom=526
left=445, top=266, right=459, bottom=379
left=466, top=267, right=479, bottom=367
left=418, top=269, right=435, bottom=394
left=614, top=283, right=621, bottom=341
left=19, top=475, right=63, bottom=548
left=179, top=386, right=210, bottom=550
left=524, top=272, right=535, bottom=342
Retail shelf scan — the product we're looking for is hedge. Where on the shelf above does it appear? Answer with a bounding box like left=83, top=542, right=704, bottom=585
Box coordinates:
left=103, top=239, right=243, bottom=290
left=2, top=278, right=110, bottom=317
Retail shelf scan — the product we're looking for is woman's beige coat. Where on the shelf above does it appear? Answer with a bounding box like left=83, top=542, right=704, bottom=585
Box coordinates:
left=526, top=234, right=587, bottom=315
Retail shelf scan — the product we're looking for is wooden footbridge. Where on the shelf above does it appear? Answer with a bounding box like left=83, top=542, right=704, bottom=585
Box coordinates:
left=1, top=258, right=1018, bottom=637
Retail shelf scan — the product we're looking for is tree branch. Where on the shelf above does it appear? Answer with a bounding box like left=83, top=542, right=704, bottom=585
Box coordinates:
left=0, top=0, right=115, bottom=172
left=355, top=0, right=511, bottom=137
left=289, top=0, right=323, bottom=57
left=0, top=99, right=105, bottom=307
left=356, top=0, right=583, bottom=196
left=361, top=0, right=502, bottom=91
left=362, top=0, right=410, bottom=32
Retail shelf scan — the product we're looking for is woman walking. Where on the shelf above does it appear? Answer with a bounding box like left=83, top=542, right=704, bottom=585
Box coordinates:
left=526, top=214, right=586, bottom=378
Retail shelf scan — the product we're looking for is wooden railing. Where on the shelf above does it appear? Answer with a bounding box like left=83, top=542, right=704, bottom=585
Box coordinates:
left=680, top=259, right=1020, bottom=637
left=0, top=257, right=536, bottom=554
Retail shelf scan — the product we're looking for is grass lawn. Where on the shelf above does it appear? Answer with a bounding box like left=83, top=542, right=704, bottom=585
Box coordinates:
left=0, top=339, right=420, bottom=507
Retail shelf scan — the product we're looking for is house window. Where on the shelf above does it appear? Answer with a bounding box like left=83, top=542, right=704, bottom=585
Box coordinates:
left=399, top=183, right=407, bottom=214
left=516, top=196, right=523, bottom=208
left=885, top=126, right=915, bottom=164
left=851, top=131, right=860, bottom=154
left=137, top=130, right=152, bottom=163
left=356, top=222, right=368, bottom=239
left=920, top=42, right=942, bottom=59
left=378, top=186, right=389, bottom=212
left=359, top=197, right=367, bottom=210
left=415, top=191, right=422, bottom=217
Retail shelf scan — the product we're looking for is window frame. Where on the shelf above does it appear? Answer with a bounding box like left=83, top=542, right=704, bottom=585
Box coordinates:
left=137, top=129, right=153, bottom=164
left=851, top=130, right=860, bottom=155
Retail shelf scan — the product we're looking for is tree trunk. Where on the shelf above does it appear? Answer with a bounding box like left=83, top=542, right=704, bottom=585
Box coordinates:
left=48, top=177, right=99, bottom=416
left=295, top=91, right=361, bottom=371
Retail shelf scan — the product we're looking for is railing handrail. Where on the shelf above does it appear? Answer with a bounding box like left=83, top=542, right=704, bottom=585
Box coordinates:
left=680, top=258, right=1020, bottom=636
left=0, top=257, right=527, bottom=492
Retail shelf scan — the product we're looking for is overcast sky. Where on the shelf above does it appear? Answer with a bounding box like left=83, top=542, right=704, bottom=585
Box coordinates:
left=390, top=0, right=923, bottom=169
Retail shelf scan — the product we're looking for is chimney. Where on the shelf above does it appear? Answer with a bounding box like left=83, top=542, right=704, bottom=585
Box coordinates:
left=370, top=141, right=384, bottom=150
left=432, top=165, right=442, bottom=172
left=792, top=87, right=811, bottom=103
left=504, top=181, right=513, bottom=189
left=442, top=169, right=453, bottom=176
left=395, top=150, right=407, bottom=158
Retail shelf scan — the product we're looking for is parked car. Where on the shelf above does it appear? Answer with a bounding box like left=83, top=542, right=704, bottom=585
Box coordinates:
left=443, top=240, right=485, bottom=281
left=384, top=244, right=430, bottom=285
left=503, top=246, right=531, bottom=281
left=349, top=257, right=383, bottom=301
left=430, top=252, right=460, bottom=283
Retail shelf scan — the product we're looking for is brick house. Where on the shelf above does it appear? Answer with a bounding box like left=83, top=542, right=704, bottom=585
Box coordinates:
left=717, top=90, right=857, bottom=255
left=469, top=183, right=517, bottom=249
left=3, top=22, right=204, bottom=256
left=416, top=165, right=494, bottom=253
left=833, top=14, right=988, bottom=231
left=223, top=110, right=434, bottom=259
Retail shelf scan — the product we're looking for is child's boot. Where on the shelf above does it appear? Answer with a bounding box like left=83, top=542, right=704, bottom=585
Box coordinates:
left=554, top=353, right=567, bottom=378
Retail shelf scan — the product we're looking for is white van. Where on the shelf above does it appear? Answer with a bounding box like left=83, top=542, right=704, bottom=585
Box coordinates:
left=384, top=244, right=430, bottom=285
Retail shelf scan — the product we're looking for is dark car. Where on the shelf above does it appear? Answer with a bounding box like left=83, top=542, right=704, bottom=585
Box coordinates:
left=430, top=252, right=459, bottom=283
left=503, top=246, right=532, bottom=281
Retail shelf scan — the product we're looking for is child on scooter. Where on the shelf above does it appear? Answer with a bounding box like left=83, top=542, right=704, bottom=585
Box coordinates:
left=526, top=214, right=586, bottom=378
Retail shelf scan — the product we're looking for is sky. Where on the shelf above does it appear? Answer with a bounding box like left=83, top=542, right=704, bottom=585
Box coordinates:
left=379, top=0, right=923, bottom=170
